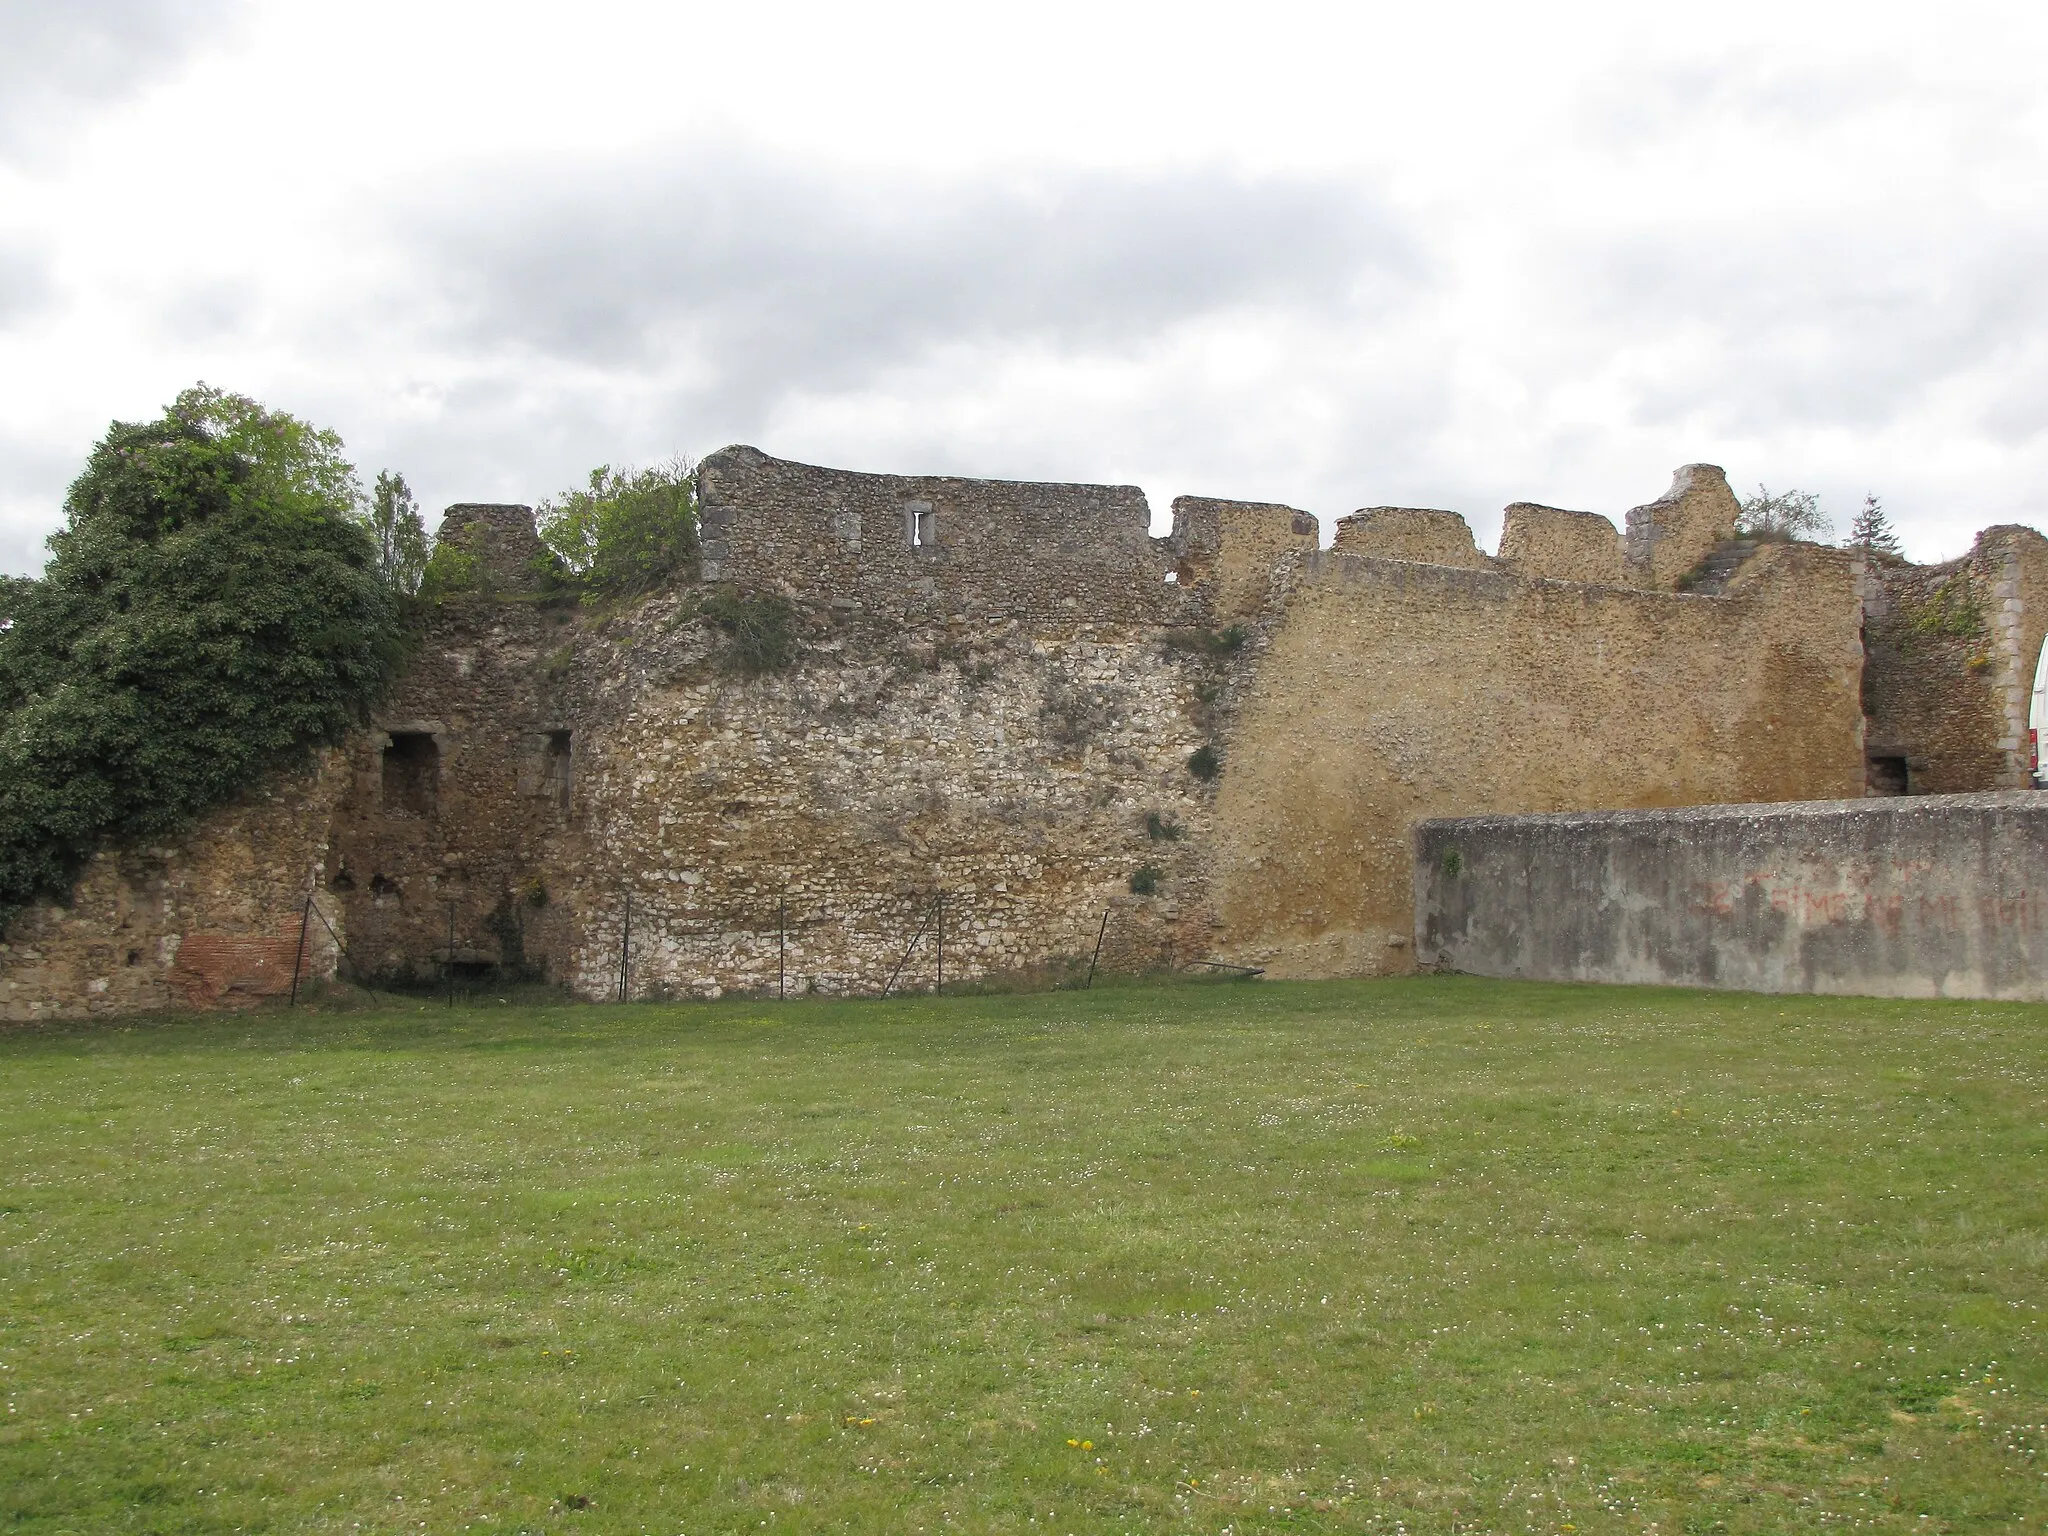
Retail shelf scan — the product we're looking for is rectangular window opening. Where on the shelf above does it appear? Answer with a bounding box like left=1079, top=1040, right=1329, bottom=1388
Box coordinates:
left=381, top=732, right=439, bottom=816
left=905, top=501, right=935, bottom=548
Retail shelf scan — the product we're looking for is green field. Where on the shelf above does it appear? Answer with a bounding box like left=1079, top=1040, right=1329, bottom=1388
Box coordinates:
left=2, top=977, right=2045, bottom=1534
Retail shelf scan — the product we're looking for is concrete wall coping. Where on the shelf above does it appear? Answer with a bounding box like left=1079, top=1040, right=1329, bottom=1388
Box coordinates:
left=1418, top=790, right=2045, bottom=836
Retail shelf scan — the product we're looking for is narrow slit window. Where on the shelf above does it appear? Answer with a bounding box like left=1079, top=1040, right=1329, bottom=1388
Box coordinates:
left=905, top=501, right=935, bottom=548
left=545, top=729, right=573, bottom=809
left=381, top=732, right=439, bottom=816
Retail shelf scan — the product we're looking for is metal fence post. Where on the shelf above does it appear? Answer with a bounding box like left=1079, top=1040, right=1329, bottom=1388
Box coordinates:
left=620, top=888, right=632, bottom=1003
left=446, top=901, right=456, bottom=1009
left=1085, top=907, right=1110, bottom=989
left=778, top=892, right=787, bottom=1001
left=288, top=892, right=313, bottom=1007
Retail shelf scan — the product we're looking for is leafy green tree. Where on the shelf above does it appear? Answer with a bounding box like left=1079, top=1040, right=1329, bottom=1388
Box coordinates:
left=0, top=385, right=404, bottom=932
left=1737, top=485, right=1832, bottom=542
left=537, top=458, right=697, bottom=598
left=363, top=469, right=428, bottom=594
left=1847, top=494, right=1904, bottom=560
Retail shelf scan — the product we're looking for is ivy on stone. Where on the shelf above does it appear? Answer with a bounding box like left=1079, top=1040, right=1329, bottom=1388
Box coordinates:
left=0, top=386, right=405, bottom=932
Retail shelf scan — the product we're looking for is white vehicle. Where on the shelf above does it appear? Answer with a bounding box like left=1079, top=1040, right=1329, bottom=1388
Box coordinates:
left=2034, top=637, right=2048, bottom=787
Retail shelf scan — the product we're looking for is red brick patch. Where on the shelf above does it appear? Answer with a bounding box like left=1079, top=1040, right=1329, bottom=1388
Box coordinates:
left=169, top=933, right=309, bottom=1008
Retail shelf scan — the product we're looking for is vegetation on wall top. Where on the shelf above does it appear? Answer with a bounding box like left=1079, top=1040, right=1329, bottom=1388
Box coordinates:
left=536, top=459, right=698, bottom=599
left=0, top=385, right=406, bottom=933
left=1737, top=484, right=1833, bottom=543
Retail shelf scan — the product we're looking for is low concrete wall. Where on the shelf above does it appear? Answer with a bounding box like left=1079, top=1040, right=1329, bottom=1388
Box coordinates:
left=1414, top=792, right=2048, bottom=999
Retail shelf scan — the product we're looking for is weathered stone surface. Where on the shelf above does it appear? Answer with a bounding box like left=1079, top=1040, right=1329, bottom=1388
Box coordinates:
left=1623, top=464, right=1740, bottom=589
left=1415, top=792, right=2048, bottom=999
left=697, top=445, right=1193, bottom=628
left=1331, top=507, right=1491, bottom=569
left=1858, top=526, right=2048, bottom=794
left=0, top=754, right=349, bottom=1022
left=4, top=448, right=2041, bottom=1020
left=1497, top=503, right=1625, bottom=585
left=1168, top=496, right=1319, bottom=619
left=1208, top=542, right=1866, bottom=976
left=439, top=503, right=547, bottom=592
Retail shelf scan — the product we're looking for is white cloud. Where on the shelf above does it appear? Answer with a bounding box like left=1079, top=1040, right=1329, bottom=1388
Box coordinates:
left=2, top=0, right=2048, bottom=570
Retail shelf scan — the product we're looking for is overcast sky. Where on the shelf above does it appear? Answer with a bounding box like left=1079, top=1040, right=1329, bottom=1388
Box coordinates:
left=2, top=0, right=2046, bottom=572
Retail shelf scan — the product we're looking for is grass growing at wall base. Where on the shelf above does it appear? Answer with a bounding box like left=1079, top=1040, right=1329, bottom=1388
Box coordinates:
left=2, top=978, right=2045, bottom=1534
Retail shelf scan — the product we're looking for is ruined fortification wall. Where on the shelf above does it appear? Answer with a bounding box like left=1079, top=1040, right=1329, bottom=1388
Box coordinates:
left=0, top=754, right=349, bottom=1022
left=323, top=596, right=586, bottom=987
left=1497, top=503, right=1628, bottom=585
left=1622, top=464, right=1741, bottom=589
left=698, top=446, right=1193, bottom=629
left=1333, top=508, right=1493, bottom=569
left=1860, top=527, right=2048, bottom=795
left=546, top=615, right=1222, bottom=998
left=1208, top=536, right=1867, bottom=976
left=12, top=447, right=2040, bottom=1020
left=1168, top=496, right=1319, bottom=620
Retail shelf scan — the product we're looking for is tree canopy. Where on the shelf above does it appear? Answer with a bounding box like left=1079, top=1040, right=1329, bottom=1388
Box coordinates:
left=0, top=385, right=405, bottom=932
left=536, top=459, right=697, bottom=598
left=365, top=469, right=429, bottom=595
left=1847, top=494, right=1904, bottom=560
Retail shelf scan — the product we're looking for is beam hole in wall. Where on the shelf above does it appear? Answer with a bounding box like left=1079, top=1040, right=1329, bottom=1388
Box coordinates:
left=382, top=732, right=439, bottom=816
left=1866, top=755, right=1909, bottom=796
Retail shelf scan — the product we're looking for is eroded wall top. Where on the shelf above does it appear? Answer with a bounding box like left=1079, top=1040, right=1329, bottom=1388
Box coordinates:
left=697, top=446, right=1186, bottom=628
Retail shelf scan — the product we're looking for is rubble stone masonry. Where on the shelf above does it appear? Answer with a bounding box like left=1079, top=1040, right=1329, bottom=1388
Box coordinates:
left=4, top=450, right=2039, bottom=1020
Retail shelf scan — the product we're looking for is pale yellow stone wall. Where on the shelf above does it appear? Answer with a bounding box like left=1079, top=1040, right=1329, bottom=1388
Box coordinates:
left=1497, top=503, right=1626, bottom=585
left=1331, top=508, right=1492, bottom=568
left=1209, top=543, right=1867, bottom=976
left=1623, top=464, right=1742, bottom=588
left=1170, top=496, right=1320, bottom=621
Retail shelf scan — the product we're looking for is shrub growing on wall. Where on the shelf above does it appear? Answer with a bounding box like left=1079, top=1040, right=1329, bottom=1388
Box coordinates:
left=701, top=588, right=797, bottom=674
left=537, top=459, right=697, bottom=598
left=1737, top=485, right=1832, bottom=542
left=0, top=385, right=405, bottom=933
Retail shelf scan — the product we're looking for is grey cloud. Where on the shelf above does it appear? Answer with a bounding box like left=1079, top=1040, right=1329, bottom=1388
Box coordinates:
left=1555, top=219, right=2048, bottom=440
left=0, top=0, right=247, bottom=156
left=0, top=237, right=54, bottom=328
left=396, top=152, right=1422, bottom=420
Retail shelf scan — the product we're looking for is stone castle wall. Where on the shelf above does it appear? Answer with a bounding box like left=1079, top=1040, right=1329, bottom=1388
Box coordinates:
left=1207, top=537, right=1868, bottom=977
left=0, top=753, right=350, bottom=1022
left=1860, top=526, right=2048, bottom=795
left=3, top=448, right=2038, bottom=1019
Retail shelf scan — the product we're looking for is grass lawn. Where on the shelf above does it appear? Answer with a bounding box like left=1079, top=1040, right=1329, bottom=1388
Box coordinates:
left=1, top=977, right=2045, bottom=1534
